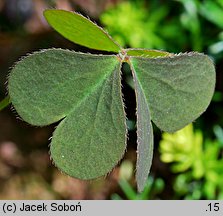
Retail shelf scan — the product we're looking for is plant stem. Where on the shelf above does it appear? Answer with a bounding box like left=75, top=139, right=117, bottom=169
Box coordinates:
left=0, top=95, right=11, bottom=111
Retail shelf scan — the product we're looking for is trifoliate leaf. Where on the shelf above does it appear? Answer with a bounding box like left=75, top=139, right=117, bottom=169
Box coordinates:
left=7, top=8, right=216, bottom=192
left=130, top=53, right=215, bottom=132
left=8, top=49, right=127, bottom=179
left=44, top=9, right=121, bottom=53
left=131, top=63, right=154, bottom=192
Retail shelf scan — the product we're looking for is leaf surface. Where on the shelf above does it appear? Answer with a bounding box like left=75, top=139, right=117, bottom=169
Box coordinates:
left=131, top=63, right=154, bottom=192
left=9, top=49, right=127, bottom=179
left=126, top=48, right=172, bottom=58
left=44, top=9, right=121, bottom=52
left=50, top=62, right=127, bottom=179
left=130, top=52, right=215, bottom=133
left=8, top=49, right=119, bottom=126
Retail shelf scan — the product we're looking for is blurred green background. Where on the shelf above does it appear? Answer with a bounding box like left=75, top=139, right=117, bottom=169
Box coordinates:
left=0, top=0, right=223, bottom=200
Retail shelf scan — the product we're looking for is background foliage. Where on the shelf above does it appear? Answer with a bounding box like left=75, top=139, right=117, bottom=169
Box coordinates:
left=0, top=0, right=222, bottom=199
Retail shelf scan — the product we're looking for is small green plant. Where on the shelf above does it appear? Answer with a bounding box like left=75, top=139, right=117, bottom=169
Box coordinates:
left=160, top=124, right=223, bottom=199
left=0, top=9, right=215, bottom=192
left=111, top=160, right=164, bottom=200
left=112, top=177, right=164, bottom=200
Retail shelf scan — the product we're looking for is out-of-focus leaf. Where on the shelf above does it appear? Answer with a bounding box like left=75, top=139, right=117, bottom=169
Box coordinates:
left=0, top=96, right=10, bottom=111
left=208, top=41, right=223, bottom=55
left=119, top=180, right=137, bottom=200
left=100, top=1, right=167, bottom=49
left=119, top=160, right=134, bottom=181
left=200, top=1, right=223, bottom=28
left=160, top=124, right=203, bottom=173
left=213, top=125, right=223, bottom=146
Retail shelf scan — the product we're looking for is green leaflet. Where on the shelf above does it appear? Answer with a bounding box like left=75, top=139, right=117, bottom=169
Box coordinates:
left=126, top=48, right=172, bottom=58
left=131, top=62, right=154, bottom=192
left=8, top=49, right=120, bottom=126
left=9, top=49, right=127, bottom=179
left=130, top=53, right=216, bottom=133
left=44, top=10, right=121, bottom=53
left=0, top=95, right=11, bottom=111
left=51, top=63, right=127, bottom=179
